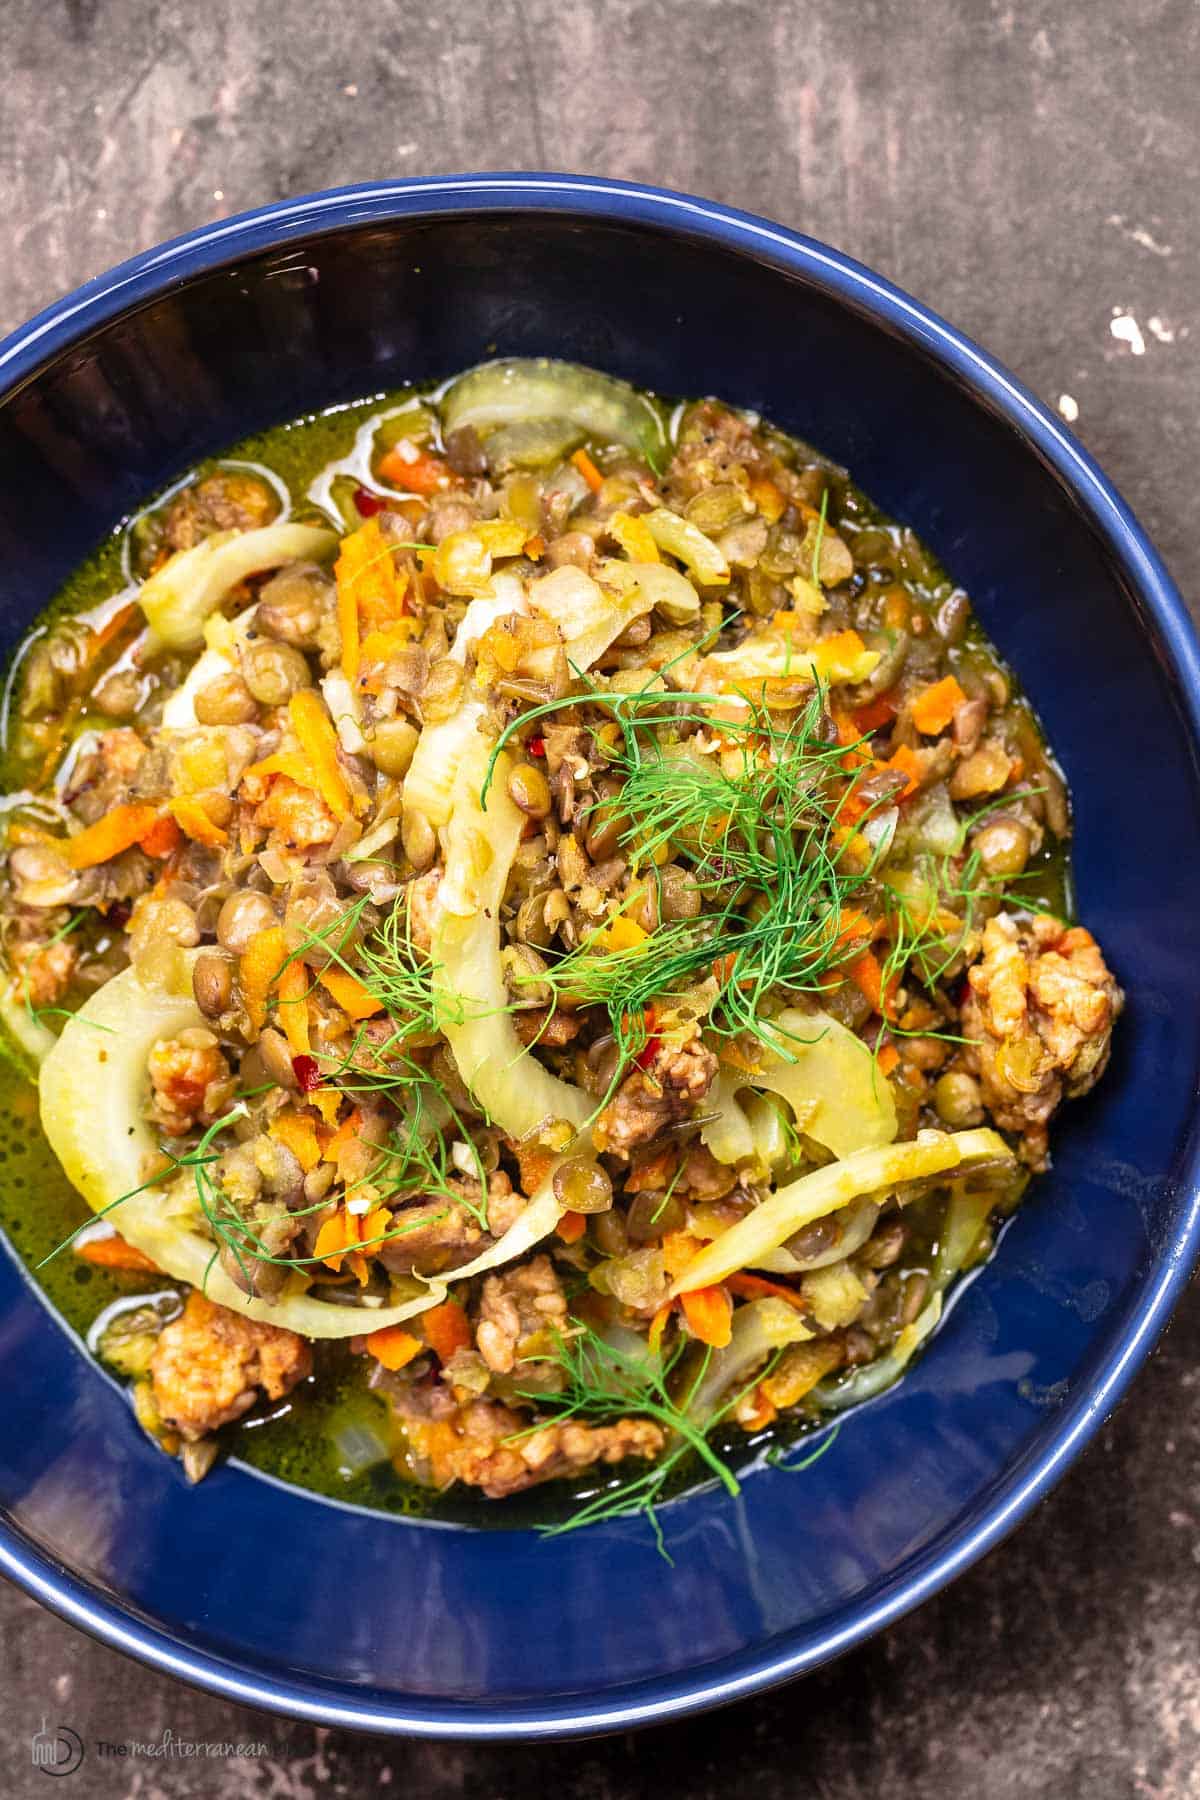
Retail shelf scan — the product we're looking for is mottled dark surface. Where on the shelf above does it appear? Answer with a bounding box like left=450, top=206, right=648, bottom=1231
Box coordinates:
left=1, top=0, right=1197, bottom=1794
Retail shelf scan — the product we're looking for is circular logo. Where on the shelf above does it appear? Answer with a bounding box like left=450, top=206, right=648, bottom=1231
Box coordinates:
left=34, top=1725, right=85, bottom=1778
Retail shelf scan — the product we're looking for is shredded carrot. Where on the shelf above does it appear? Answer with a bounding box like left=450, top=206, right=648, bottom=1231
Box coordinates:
left=661, top=1230, right=704, bottom=1280
left=74, top=1233, right=158, bottom=1273
left=847, top=948, right=899, bottom=1019
left=749, top=477, right=786, bottom=524
left=334, top=518, right=409, bottom=682
left=276, top=958, right=311, bottom=1055
left=242, top=750, right=313, bottom=788
left=315, top=1204, right=391, bottom=1282
left=319, top=965, right=383, bottom=1020
left=524, top=533, right=546, bottom=560
left=308, top=1087, right=343, bottom=1131
left=647, top=1301, right=674, bottom=1357
left=911, top=675, right=967, bottom=736
left=269, top=1108, right=322, bottom=1172
left=726, top=1271, right=806, bottom=1307
left=555, top=1210, right=588, bottom=1244
left=139, top=813, right=182, bottom=859
left=365, top=1324, right=424, bottom=1370
left=421, top=1298, right=473, bottom=1364
left=853, top=693, right=899, bottom=733
left=238, top=925, right=290, bottom=1035
left=509, top=1138, right=558, bottom=1197
left=358, top=623, right=416, bottom=666
left=712, top=951, right=738, bottom=984
left=92, top=598, right=141, bottom=653
left=169, top=796, right=229, bottom=848
left=834, top=907, right=883, bottom=950
left=336, top=553, right=361, bottom=682
left=289, top=688, right=355, bottom=820
left=571, top=447, right=605, bottom=493
left=681, top=1285, right=733, bottom=1348
left=881, top=742, right=923, bottom=799
left=377, top=443, right=455, bottom=496
left=876, top=1041, right=901, bottom=1076
left=322, top=1107, right=364, bottom=1165
left=65, top=803, right=160, bottom=870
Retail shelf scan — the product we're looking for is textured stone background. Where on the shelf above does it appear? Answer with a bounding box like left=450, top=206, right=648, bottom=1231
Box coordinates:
left=1, top=0, right=1197, bottom=1794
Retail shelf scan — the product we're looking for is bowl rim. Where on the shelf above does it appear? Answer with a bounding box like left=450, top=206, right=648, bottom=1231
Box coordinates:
left=2, top=172, right=1199, bottom=1740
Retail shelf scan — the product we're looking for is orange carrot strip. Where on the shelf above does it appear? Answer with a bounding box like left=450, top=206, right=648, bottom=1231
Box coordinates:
left=365, top=1325, right=423, bottom=1370
left=377, top=444, right=455, bottom=496
left=242, top=751, right=314, bottom=787
left=139, top=813, right=183, bottom=859
left=276, top=958, right=311, bottom=1056
left=681, top=1285, right=733, bottom=1348
left=169, top=796, right=229, bottom=848
left=238, top=925, right=290, bottom=1035
left=571, top=448, right=604, bottom=493
left=876, top=1041, right=901, bottom=1076
left=555, top=1210, right=588, bottom=1244
left=662, top=1230, right=703, bottom=1280
left=314, top=1211, right=350, bottom=1271
left=524, top=533, right=546, bottom=560
left=336, top=554, right=361, bottom=683
left=510, top=1139, right=558, bottom=1197
left=268, top=1108, right=322, bottom=1172
left=881, top=743, right=923, bottom=799
left=319, top=966, right=383, bottom=1020
left=92, top=598, right=141, bottom=653
left=853, top=693, right=899, bottom=733
left=74, top=1233, right=159, bottom=1273
left=65, top=803, right=160, bottom=870
left=847, top=949, right=900, bottom=1020
left=727, top=1271, right=806, bottom=1309
left=422, top=1298, right=473, bottom=1364
left=289, top=689, right=355, bottom=820
left=322, top=1107, right=364, bottom=1164
left=911, top=675, right=967, bottom=736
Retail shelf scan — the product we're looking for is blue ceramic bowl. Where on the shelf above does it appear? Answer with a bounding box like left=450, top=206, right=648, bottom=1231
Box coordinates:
left=1, top=176, right=1199, bottom=1739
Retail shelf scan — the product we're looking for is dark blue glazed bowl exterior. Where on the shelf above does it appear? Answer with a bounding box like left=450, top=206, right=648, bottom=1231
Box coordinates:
left=1, top=177, right=1198, bottom=1739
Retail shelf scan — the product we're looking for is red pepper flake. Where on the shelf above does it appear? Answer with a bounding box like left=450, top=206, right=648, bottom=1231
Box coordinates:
left=634, top=1035, right=662, bottom=1071
left=292, top=1054, right=321, bottom=1093
left=354, top=487, right=388, bottom=518
left=528, top=735, right=546, bottom=757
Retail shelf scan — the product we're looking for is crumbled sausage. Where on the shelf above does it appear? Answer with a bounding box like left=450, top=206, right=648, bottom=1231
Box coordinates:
left=147, top=1028, right=232, bottom=1134
left=251, top=775, right=339, bottom=848
left=391, top=1388, right=664, bottom=1499
left=475, top=1255, right=568, bottom=1375
left=596, top=1031, right=719, bottom=1156
left=962, top=913, right=1123, bottom=1167
left=150, top=1290, right=311, bottom=1440
left=6, top=935, right=77, bottom=1007
left=379, top=1172, right=524, bottom=1277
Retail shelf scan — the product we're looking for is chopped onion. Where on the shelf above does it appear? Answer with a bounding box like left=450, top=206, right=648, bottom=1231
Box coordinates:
left=597, top=558, right=700, bottom=624
left=642, top=508, right=729, bottom=585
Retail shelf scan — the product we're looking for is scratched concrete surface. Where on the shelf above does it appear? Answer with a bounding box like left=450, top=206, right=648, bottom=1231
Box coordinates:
left=1, top=0, right=1198, bottom=1794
